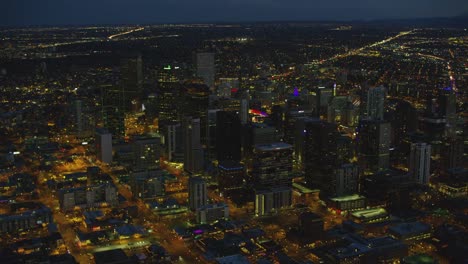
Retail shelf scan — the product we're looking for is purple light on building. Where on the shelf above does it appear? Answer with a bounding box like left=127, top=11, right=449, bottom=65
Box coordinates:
left=293, top=87, right=299, bottom=97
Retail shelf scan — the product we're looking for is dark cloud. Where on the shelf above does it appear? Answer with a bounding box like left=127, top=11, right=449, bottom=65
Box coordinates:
left=1, top=0, right=467, bottom=26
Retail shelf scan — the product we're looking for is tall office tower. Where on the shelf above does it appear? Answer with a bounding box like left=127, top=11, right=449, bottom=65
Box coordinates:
left=437, top=88, right=457, bottom=138
left=182, top=117, right=204, bottom=174
left=217, top=78, right=239, bottom=98
left=196, top=52, right=215, bottom=88
left=336, top=135, right=355, bottom=170
left=437, top=88, right=456, bottom=117
left=366, top=86, right=386, bottom=121
left=334, top=163, right=360, bottom=197
left=386, top=99, right=418, bottom=147
left=70, top=99, right=86, bottom=137
left=252, top=143, right=293, bottom=188
left=206, top=109, right=221, bottom=160
left=218, top=161, right=245, bottom=191
left=133, top=135, right=161, bottom=171
left=96, top=129, right=112, bottom=164
left=309, top=86, right=334, bottom=117
left=441, top=138, right=465, bottom=171
left=341, top=102, right=359, bottom=127
left=327, top=96, right=350, bottom=124
left=357, top=120, right=391, bottom=174
left=251, top=144, right=293, bottom=216
left=295, top=119, right=341, bottom=195
left=240, top=99, right=249, bottom=125
left=216, top=111, right=241, bottom=162
left=182, top=83, right=210, bottom=143
left=409, top=143, right=431, bottom=185
left=156, top=65, right=181, bottom=128
left=217, top=98, right=241, bottom=112
left=284, top=109, right=313, bottom=144
left=188, top=177, right=207, bottom=211
left=242, top=123, right=279, bottom=158
left=101, top=86, right=125, bottom=138
left=121, top=54, right=143, bottom=112
left=165, top=122, right=184, bottom=162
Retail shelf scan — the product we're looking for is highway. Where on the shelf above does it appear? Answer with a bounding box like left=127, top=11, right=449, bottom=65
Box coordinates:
left=320, top=30, right=414, bottom=64
left=108, top=27, right=145, bottom=40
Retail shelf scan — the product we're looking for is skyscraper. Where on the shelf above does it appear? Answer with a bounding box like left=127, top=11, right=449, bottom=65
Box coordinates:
left=252, top=143, right=293, bottom=215
left=195, top=52, right=215, bottom=88
left=295, top=118, right=341, bottom=196
left=182, top=117, right=204, bottom=174
left=357, top=120, right=391, bottom=174
left=251, top=143, right=293, bottom=188
left=206, top=109, right=221, bottom=160
left=218, top=161, right=245, bottom=191
left=165, top=122, right=184, bottom=162
left=334, top=163, right=360, bottom=197
left=240, top=99, right=249, bottom=125
left=188, top=177, right=207, bottom=211
left=366, top=86, right=386, bottom=121
left=121, top=54, right=143, bottom=111
left=133, top=135, right=161, bottom=171
left=101, top=85, right=125, bottom=138
left=409, top=143, right=431, bottom=185
left=216, top=111, right=241, bottom=162
left=96, top=128, right=112, bottom=164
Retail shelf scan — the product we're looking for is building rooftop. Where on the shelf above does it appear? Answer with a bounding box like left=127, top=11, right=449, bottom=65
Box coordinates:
left=218, top=160, right=244, bottom=170
left=388, top=222, right=432, bottom=237
left=255, top=142, right=292, bottom=152
left=330, top=194, right=366, bottom=202
left=351, top=208, right=387, bottom=219
left=292, top=182, right=319, bottom=194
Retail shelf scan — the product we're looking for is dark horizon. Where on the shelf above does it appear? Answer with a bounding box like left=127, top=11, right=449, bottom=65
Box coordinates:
left=1, top=15, right=467, bottom=29
left=2, top=0, right=467, bottom=27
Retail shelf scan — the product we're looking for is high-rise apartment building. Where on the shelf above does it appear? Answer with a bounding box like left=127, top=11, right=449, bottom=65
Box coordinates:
left=96, top=128, right=112, bottom=164
left=409, top=143, right=431, bottom=184
left=183, top=117, right=204, bottom=174
left=188, top=177, right=207, bottom=211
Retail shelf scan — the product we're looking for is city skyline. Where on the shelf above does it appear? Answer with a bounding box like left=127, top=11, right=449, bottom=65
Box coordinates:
left=0, top=2, right=466, bottom=263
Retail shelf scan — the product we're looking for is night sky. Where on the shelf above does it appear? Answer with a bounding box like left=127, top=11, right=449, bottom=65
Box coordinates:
left=2, top=0, right=467, bottom=26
